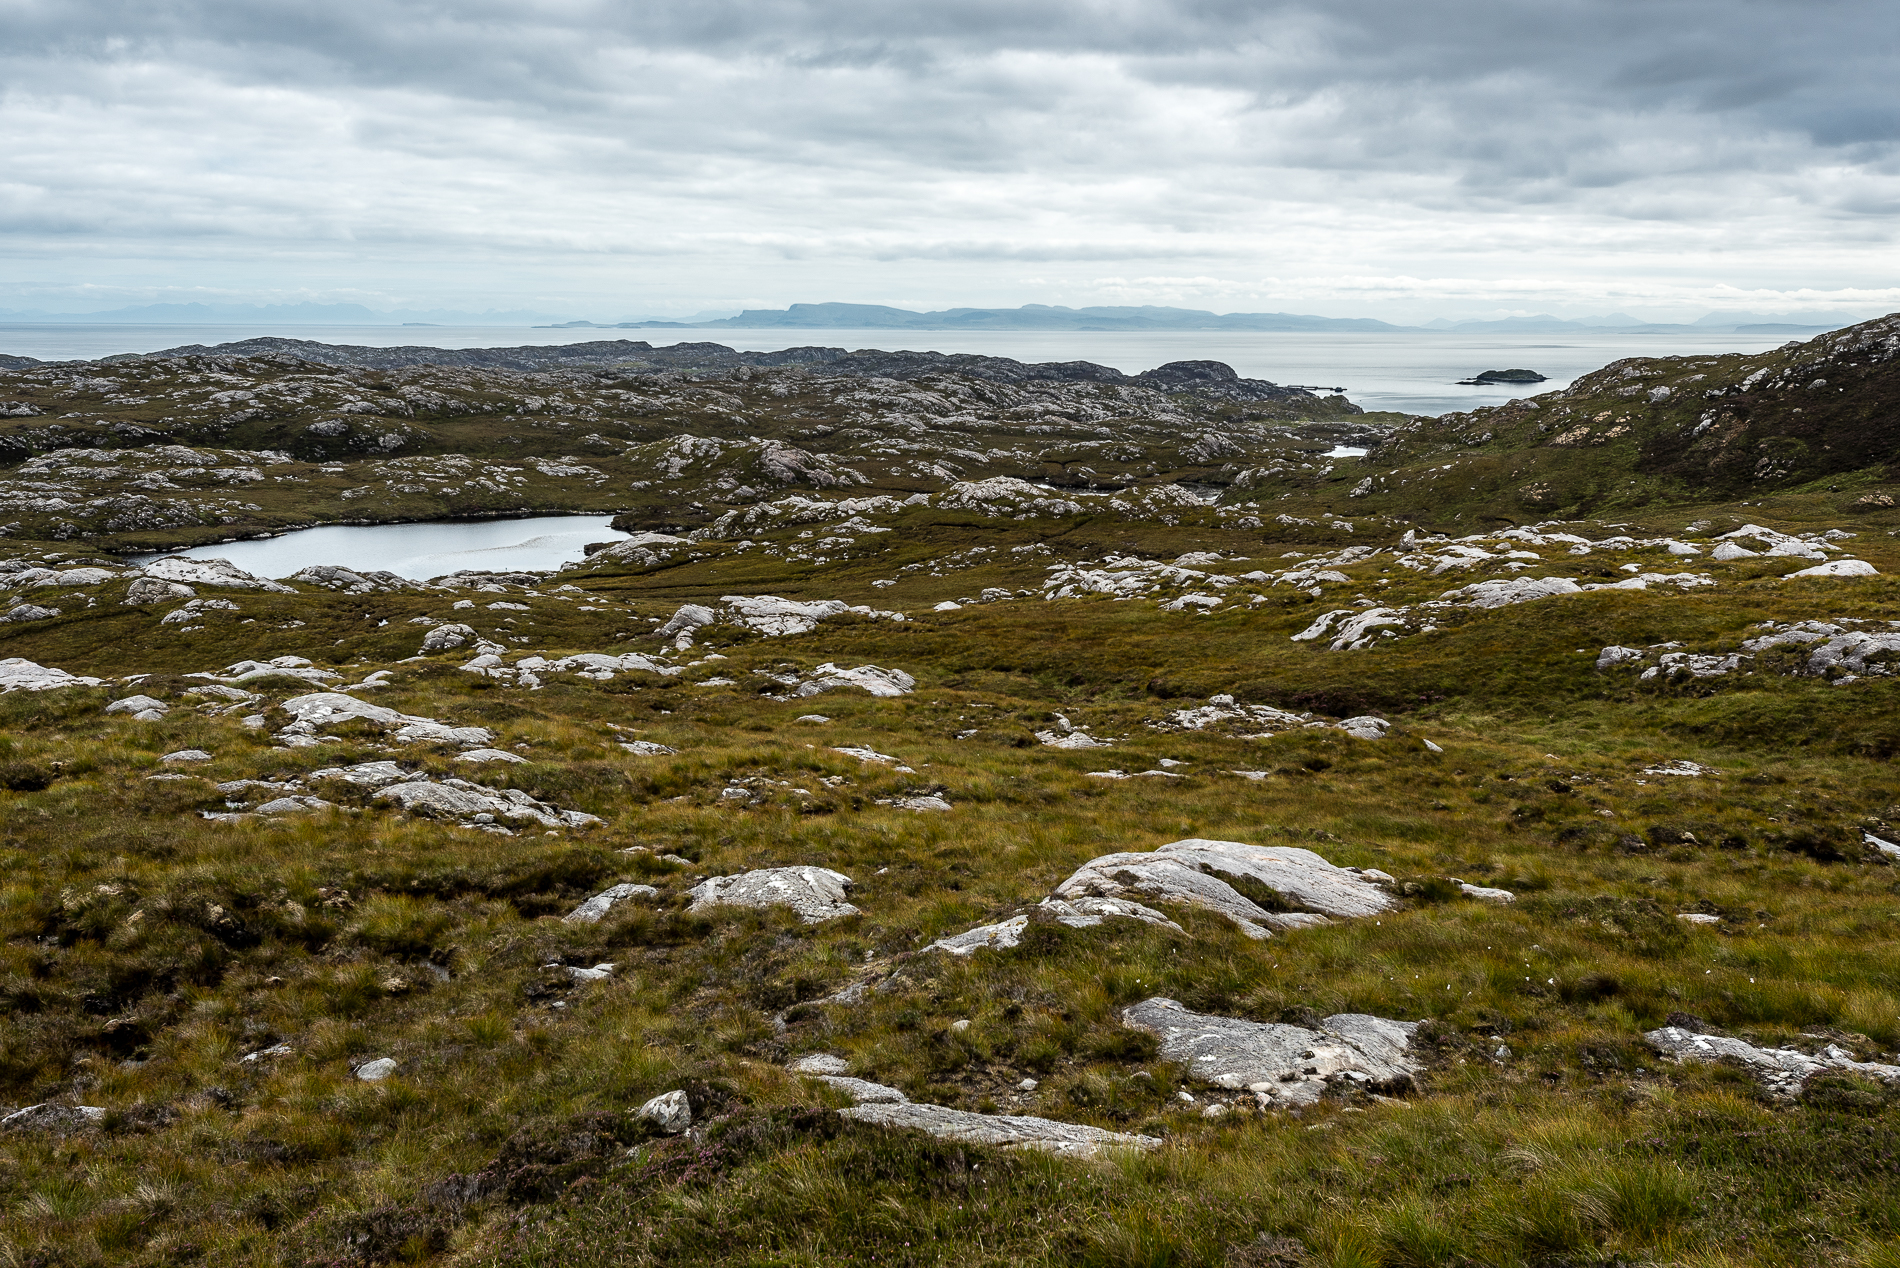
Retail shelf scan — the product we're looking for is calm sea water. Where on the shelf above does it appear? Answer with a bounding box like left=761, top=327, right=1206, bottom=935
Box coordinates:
left=0, top=322, right=1810, bottom=416
left=141, top=514, right=629, bottom=580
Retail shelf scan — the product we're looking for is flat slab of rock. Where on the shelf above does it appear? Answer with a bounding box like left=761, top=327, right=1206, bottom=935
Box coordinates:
left=795, top=663, right=916, bottom=698
left=687, top=866, right=858, bottom=922
left=1, top=1103, right=107, bottom=1132
left=931, top=896, right=1183, bottom=956
left=1122, top=997, right=1420, bottom=1107
left=279, top=692, right=494, bottom=748
left=1053, top=838, right=1394, bottom=939
left=0, top=658, right=103, bottom=692
left=564, top=882, right=658, bottom=924
left=139, top=556, right=295, bottom=593
left=375, top=778, right=602, bottom=830
left=841, top=1102, right=1161, bottom=1158
left=1646, top=1025, right=1900, bottom=1097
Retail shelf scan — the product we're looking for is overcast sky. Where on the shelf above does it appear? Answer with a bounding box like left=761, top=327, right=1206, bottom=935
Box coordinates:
left=1, top=0, right=1895, bottom=321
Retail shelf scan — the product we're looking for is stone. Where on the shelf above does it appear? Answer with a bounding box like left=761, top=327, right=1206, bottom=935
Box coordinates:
left=1677, top=912, right=1722, bottom=925
left=1, top=1103, right=107, bottom=1133
left=637, top=1089, right=693, bottom=1133
left=1787, top=559, right=1878, bottom=578
left=930, top=896, right=1183, bottom=956
left=795, top=714, right=830, bottom=723
left=1454, top=880, right=1516, bottom=903
left=888, top=795, right=952, bottom=811
left=1646, top=1025, right=1900, bottom=1098
left=309, top=760, right=417, bottom=788
left=374, top=778, right=601, bottom=830
left=457, top=748, right=529, bottom=764
left=0, top=603, right=60, bottom=624
left=279, top=692, right=494, bottom=748
left=0, top=658, right=104, bottom=692
left=160, top=749, right=213, bottom=764
left=794, top=663, right=916, bottom=698
left=1051, top=838, right=1394, bottom=939
left=355, top=1058, right=398, bottom=1082
left=123, top=577, right=196, bottom=605
left=789, top=1054, right=852, bottom=1075
left=563, top=882, right=659, bottom=924
left=255, top=796, right=333, bottom=815
left=421, top=623, right=477, bottom=651
left=655, top=603, right=719, bottom=643
left=816, top=1075, right=909, bottom=1104
left=1036, top=730, right=1113, bottom=748
left=686, top=866, right=859, bottom=923
left=619, top=740, right=678, bottom=756
left=840, top=1102, right=1161, bottom=1158
left=1595, top=645, right=1644, bottom=670
left=563, top=963, right=617, bottom=982
left=831, top=745, right=899, bottom=763
left=1439, top=576, right=1584, bottom=609
left=289, top=564, right=422, bottom=593
left=1122, top=997, right=1420, bottom=1108
left=106, top=694, right=168, bottom=716
left=138, top=556, right=295, bottom=593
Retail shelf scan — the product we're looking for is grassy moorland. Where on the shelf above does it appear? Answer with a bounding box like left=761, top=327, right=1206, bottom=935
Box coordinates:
left=0, top=489, right=1898, bottom=1267
left=2, top=315, right=1900, bottom=1266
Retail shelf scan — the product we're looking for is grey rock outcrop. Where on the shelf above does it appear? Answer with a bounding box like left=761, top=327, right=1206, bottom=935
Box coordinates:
left=637, top=1090, right=693, bottom=1134
left=1, top=1103, right=107, bottom=1133
left=686, top=866, right=858, bottom=922
left=0, top=658, right=104, bottom=692
left=563, top=882, right=659, bottom=924
left=1122, top=997, right=1420, bottom=1107
left=1645, top=1025, right=1900, bottom=1098
left=793, top=663, right=916, bottom=698
left=930, top=896, right=1183, bottom=956
left=138, top=556, right=294, bottom=593
left=374, top=778, right=602, bottom=831
left=1052, top=838, right=1394, bottom=939
left=124, top=577, right=196, bottom=605
left=278, top=692, right=494, bottom=747
left=106, top=694, right=168, bottom=717
left=289, top=565, right=423, bottom=593
left=840, top=1102, right=1161, bottom=1158
left=421, top=623, right=477, bottom=652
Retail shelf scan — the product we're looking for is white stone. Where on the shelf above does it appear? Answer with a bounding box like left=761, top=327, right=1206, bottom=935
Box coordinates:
left=637, top=1089, right=693, bottom=1133
left=1787, top=559, right=1878, bottom=578
left=929, top=896, right=1183, bottom=956
left=789, top=1054, right=851, bottom=1075
left=420, top=623, right=476, bottom=651
left=794, top=663, right=916, bottom=698
left=138, top=556, right=295, bottom=593
left=840, top=1102, right=1160, bottom=1158
left=457, top=748, right=529, bottom=764
left=1122, top=997, right=1420, bottom=1108
left=1455, top=881, right=1516, bottom=903
left=160, top=749, right=213, bottom=764
left=619, top=740, right=678, bottom=756
left=687, top=866, right=858, bottom=923
left=355, top=1058, right=397, bottom=1082
left=1677, top=913, right=1722, bottom=925
left=0, top=658, right=103, bottom=692
left=1052, top=838, right=1394, bottom=938
left=106, top=694, right=167, bottom=715
left=1646, top=1025, right=1900, bottom=1098
left=563, top=882, right=659, bottom=924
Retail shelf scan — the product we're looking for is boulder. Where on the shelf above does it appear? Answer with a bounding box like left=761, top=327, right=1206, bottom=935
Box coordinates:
left=1051, top=838, right=1394, bottom=939
left=374, top=778, right=602, bottom=830
left=421, top=623, right=476, bottom=652
left=563, top=882, right=659, bottom=924
left=0, top=1103, right=107, bottom=1133
left=1787, top=559, right=1878, bottom=578
left=278, top=692, right=494, bottom=748
left=619, top=740, right=678, bottom=756
left=106, top=694, right=168, bottom=716
left=1122, top=997, right=1420, bottom=1108
left=354, top=1058, right=397, bottom=1082
left=160, top=749, right=213, bottom=764
left=930, top=896, right=1183, bottom=956
left=1646, top=1025, right=1900, bottom=1098
left=123, top=577, right=196, bottom=605
left=309, top=760, right=418, bottom=788
left=289, top=565, right=423, bottom=593
left=794, top=663, right=916, bottom=698
left=840, top=1102, right=1160, bottom=1158
left=138, top=556, right=295, bottom=593
left=0, top=658, right=103, bottom=692
left=457, top=748, right=528, bottom=764
left=0, top=604, right=60, bottom=624
left=637, top=1089, right=693, bottom=1134
left=687, top=866, right=859, bottom=923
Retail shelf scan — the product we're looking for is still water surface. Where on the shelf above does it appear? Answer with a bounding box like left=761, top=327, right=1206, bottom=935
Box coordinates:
left=143, top=514, right=629, bottom=581
left=1, top=323, right=1810, bottom=416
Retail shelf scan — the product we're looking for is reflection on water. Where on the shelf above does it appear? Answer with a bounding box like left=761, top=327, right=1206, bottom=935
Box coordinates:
left=137, top=514, right=629, bottom=581
left=1325, top=445, right=1369, bottom=458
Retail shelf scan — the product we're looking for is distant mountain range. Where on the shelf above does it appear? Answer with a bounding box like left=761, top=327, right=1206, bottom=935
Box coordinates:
left=0, top=299, right=1863, bottom=334
left=549, top=302, right=1861, bottom=335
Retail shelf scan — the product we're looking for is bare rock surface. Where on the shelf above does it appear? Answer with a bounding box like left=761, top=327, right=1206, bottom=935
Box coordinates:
left=564, top=882, right=659, bottom=924
left=1122, top=997, right=1420, bottom=1107
left=138, top=556, right=295, bottom=593
left=637, top=1090, right=693, bottom=1134
left=1646, top=1025, right=1900, bottom=1097
left=840, top=1102, right=1161, bottom=1158
left=278, top=692, right=494, bottom=747
left=794, top=663, right=916, bottom=697
left=0, top=658, right=104, bottom=691
left=687, top=866, right=858, bottom=922
left=1052, top=838, right=1394, bottom=939
left=1, top=1103, right=107, bottom=1133
left=930, top=896, right=1183, bottom=956
left=375, top=778, right=602, bottom=831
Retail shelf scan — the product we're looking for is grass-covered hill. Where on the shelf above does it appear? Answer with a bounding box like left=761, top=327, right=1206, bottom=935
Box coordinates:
left=6, top=327, right=1900, bottom=1266
left=1252, top=311, right=1900, bottom=526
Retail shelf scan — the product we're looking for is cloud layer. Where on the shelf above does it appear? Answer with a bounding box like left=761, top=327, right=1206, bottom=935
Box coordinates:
left=1, top=0, right=1894, bottom=318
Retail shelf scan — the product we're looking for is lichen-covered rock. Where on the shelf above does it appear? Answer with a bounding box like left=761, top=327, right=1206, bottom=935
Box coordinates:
left=106, top=694, right=168, bottom=716
left=1, top=1103, right=107, bottom=1133
left=0, top=658, right=103, bottom=692
left=138, top=556, right=294, bottom=593
left=930, top=896, right=1183, bottom=956
left=563, top=882, right=659, bottom=924
left=1646, top=1024, right=1900, bottom=1098
left=123, top=577, right=196, bottom=605
left=421, top=623, right=476, bottom=652
left=840, top=1102, right=1160, bottom=1158
left=1052, top=838, right=1394, bottom=938
left=374, top=778, right=601, bottom=830
left=1122, top=997, right=1419, bottom=1107
left=277, top=692, right=494, bottom=747
left=637, top=1090, right=693, bottom=1134
left=794, top=663, right=915, bottom=698
left=687, top=866, right=858, bottom=923
left=290, top=564, right=425, bottom=593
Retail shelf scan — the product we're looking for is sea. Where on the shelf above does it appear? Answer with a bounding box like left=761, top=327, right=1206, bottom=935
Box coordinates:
left=0, top=323, right=1816, bottom=417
